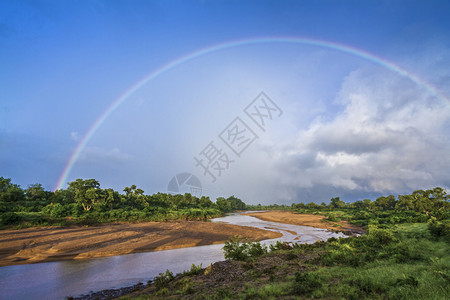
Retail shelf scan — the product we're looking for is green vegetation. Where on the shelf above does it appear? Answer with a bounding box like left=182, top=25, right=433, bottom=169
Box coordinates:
left=0, top=177, right=245, bottom=227
left=2, top=176, right=449, bottom=298
left=286, top=188, right=449, bottom=233
left=152, top=269, right=175, bottom=289
left=124, top=222, right=449, bottom=299
left=180, top=264, right=204, bottom=277
left=120, top=188, right=449, bottom=299
left=223, top=237, right=268, bottom=260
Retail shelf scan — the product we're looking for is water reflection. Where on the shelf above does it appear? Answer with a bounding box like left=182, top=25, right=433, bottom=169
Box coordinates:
left=0, top=213, right=345, bottom=299
left=212, top=213, right=346, bottom=244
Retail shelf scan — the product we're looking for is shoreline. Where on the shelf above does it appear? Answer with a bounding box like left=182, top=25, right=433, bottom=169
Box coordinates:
left=0, top=220, right=281, bottom=267
left=0, top=211, right=364, bottom=268
left=72, top=211, right=366, bottom=299
left=244, top=211, right=365, bottom=234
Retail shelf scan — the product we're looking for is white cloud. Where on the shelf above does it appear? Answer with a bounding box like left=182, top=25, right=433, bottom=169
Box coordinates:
left=220, top=60, right=450, bottom=204
left=275, top=64, right=450, bottom=200
left=77, top=147, right=133, bottom=165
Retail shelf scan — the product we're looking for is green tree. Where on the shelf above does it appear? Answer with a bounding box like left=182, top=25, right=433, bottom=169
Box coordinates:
left=374, top=195, right=396, bottom=210
left=431, top=187, right=449, bottom=211
left=25, top=183, right=47, bottom=202
left=362, top=199, right=373, bottom=210
left=216, top=197, right=231, bottom=212
left=227, top=195, right=246, bottom=210
left=306, top=202, right=320, bottom=209
left=199, top=196, right=213, bottom=208
left=292, top=202, right=305, bottom=209
left=51, top=188, right=75, bottom=205
left=123, top=185, right=145, bottom=209
left=68, top=179, right=101, bottom=211
left=329, top=197, right=345, bottom=209
left=85, top=187, right=107, bottom=210
left=412, top=189, right=434, bottom=214
left=104, top=188, right=120, bottom=210
left=396, top=194, right=414, bottom=211
left=0, top=177, right=25, bottom=204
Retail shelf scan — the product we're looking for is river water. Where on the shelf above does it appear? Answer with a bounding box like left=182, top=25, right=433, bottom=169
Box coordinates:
left=0, top=213, right=346, bottom=299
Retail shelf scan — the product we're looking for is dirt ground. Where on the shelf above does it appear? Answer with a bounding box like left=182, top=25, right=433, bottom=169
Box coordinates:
left=245, top=210, right=364, bottom=233
left=0, top=221, right=281, bottom=267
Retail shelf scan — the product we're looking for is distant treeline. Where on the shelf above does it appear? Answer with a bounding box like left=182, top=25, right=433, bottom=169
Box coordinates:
left=288, top=187, right=450, bottom=228
left=292, top=188, right=450, bottom=213
left=247, top=187, right=450, bottom=214
left=1, top=176, right=448, bottom=228
left=0, top=177, right=246, bottom=227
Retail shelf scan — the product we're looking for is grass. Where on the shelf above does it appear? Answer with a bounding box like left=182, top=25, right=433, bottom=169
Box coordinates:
left=313, top=223, right=449, bottom=299
left=120, top=222, right=449, bottom=299
left=243, top=281, right=292, bottom=299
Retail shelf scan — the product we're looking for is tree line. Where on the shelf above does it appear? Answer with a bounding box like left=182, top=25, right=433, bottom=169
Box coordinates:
left=0, top=177, right=246, bottom=226
left=292, top=187, right=449, bottom=214
left=289, top=187, right=449, bottom=227
left=1, top=176, right=448, bottom=227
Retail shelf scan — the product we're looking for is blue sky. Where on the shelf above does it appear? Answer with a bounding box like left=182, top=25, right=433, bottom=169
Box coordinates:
left=1, top=0, right=450, bottom=204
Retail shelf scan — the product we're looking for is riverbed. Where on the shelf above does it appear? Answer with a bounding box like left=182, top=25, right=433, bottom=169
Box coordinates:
left=0, top=213, right=347, bottom=299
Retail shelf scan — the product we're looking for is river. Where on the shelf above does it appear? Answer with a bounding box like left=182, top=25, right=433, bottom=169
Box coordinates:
left=0, top=213, right=346, bottom=299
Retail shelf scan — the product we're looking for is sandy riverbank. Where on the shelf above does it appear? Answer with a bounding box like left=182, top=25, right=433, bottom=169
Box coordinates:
left=245, top=211, right=364, bottom=233
left=0, top=221, right=281, bottom=267
left=0, top=211, right=365, bottom=267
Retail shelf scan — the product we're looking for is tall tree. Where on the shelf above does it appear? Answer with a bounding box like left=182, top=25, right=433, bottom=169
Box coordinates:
left=396, top=194, right=414, bottom=211
left=68, top=179, right=101, bottom=211
left=375, top=195, right=396, bottom=210
left=123, top=185, right=145, bottom=209
left=329, top=197, right=345, bottom=209
left=0, top=177, right=25, bottom=204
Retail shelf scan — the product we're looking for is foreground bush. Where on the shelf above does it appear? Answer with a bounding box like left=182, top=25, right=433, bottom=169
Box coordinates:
left=428, top=217, right=450, bottom=241
left=223, top=236, right=268, bottom=260
left=0, top=212, right=22, bottom=225
left=293, top=271, right=323, bottom=295
left=153, top=269, right=174, bottom=289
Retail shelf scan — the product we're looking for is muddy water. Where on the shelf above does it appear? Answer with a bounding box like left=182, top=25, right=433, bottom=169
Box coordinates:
left=0, top=213, right=345, bottom=300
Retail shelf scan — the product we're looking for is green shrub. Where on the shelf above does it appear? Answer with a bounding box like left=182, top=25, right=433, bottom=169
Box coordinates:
left=47, top=203, right=67, bottom=218
left=0, top=212, right=22, bottom=225
left=182, top=263, right=203, bottom=276
left=153, top=269, right=174, bottom=289
left=327, top=214, right=341, bottom=222
left=394, top=276, right=419, bottom=288
left=363, top=225, right=395, bottom=246
left=428, top=217, right=450, bottom=241
left=269, top=241, right=293, bottom=251
left=321, top=242, right=364, bottom=267
left=215, top=287, right=233, bottom=299
left=28, top=214, right=52, bottom=225
left=351, top=277, right=387, bottom=295
left=385, top=240, right=427, bottom=263
left=223, top=236, right=268, bottom=261
left=293, top=271, right=323, bottom=295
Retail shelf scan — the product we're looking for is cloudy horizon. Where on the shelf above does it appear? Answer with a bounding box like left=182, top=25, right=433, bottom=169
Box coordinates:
left=1, top=1, right=450, bottom=205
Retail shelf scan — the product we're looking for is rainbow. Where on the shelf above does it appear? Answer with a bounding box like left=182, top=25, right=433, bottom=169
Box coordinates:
left=54, top=36, right=450, bottom=191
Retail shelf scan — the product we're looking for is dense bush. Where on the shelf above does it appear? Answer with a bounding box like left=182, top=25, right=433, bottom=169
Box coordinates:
left=293, top=271, right=323, bottom=295
left=153, top=270, right=175, bottom=289
left=0, top=212, right=22, bottom=225
left=223, top=237, right=268, bottom=260
left=269, top=241, right=293, bottom=251
left=181, top=264, right=204, bottom=276
left=428, top=217, right=450, bottom=241
left=43, top=203, right=68, bottom=218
